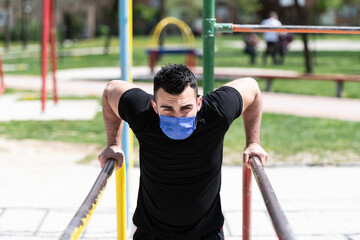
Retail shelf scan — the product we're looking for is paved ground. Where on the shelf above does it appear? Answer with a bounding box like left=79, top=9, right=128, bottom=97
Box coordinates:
left=1, top=66, right=360, bottom=239
left=1, top=160, right=360, bottom=240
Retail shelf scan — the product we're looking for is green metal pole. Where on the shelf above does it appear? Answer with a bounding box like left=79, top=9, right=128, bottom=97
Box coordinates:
left=202, top=0, right=215, bottom=95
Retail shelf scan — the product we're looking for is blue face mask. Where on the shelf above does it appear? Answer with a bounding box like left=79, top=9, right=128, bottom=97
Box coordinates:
left=159, top=115, right=196, bottom=140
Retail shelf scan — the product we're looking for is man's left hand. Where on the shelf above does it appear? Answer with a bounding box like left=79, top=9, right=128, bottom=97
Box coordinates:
left=243, top=143, right=268, bottom=167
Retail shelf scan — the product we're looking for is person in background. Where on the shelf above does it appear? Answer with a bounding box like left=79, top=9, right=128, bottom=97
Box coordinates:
left=244, top=33, right=259, bottom=65
left=278, top=33, right=293, bottom=64
left=261, top=11, right=282, bottom=65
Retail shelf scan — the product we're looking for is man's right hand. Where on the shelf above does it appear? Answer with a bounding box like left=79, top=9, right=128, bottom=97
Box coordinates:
left=98, top=145, right=124, bottom=170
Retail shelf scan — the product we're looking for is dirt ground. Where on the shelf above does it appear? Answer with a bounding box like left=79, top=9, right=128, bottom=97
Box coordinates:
left=0, top=137, right=102, bottom=167
left=2, top=137, right=359, bottom=169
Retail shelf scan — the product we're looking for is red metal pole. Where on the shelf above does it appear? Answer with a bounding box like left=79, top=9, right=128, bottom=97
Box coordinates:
left=0, top=54, right=4, bottom=95
left=49, top=0, right=58, bottom=103
left=243, top=164, right=252, bottom=240
left=41, top=0, right=50, bottom=111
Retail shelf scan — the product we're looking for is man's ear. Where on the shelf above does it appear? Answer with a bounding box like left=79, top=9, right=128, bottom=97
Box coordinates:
left=197, top=96, right=203, bottom=112
left=151, top=100, right=158, bottom=114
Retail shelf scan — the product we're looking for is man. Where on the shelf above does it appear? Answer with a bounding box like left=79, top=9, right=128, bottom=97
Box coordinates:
left=98, top=64, right=268, bottom=240
left=261, top=11, right=282, bottom=64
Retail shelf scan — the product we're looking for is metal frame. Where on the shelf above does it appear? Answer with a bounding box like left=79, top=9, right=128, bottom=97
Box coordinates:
left=203, top=1, right=360, bottom=239
left=0, top=55, right=4, bottom=95
left=41, top=0, right=58, bottom=112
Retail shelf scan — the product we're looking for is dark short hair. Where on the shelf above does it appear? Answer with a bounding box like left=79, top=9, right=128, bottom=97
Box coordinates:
left=153, top=64, right=198, bottom=99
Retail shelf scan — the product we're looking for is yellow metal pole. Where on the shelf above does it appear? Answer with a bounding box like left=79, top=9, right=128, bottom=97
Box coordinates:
left=128, top=0, right=134, bottom=225
left=116, top=163, right=127, bottom=240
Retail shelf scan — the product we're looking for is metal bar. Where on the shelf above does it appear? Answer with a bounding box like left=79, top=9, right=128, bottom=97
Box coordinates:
left=225, top=24, right=360, bottom=34
left=202, top=0, right=215, bottom=94
left=250, top=156, right=296, bottom=240
left=49, top=0, right=58, bottom=104
left=0, top=54, right=4, bottom=95
left=60, top=159, right=116, bottom=240
left=41, top=0, right=50, bottom=112
left=119, top=0, right=131, bottom=231
left=242, top=165, right=252, bottom=240
left=116, top=157, right=127, bottom=240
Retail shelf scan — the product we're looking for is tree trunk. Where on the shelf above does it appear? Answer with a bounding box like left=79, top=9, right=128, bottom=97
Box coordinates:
left=301, top=33, right=313, bottom=73
left=4, top=0, right=11, bottom=52
left=159, top=0, right=166, bottom=47
left=294, top=0, right=313, bottom=73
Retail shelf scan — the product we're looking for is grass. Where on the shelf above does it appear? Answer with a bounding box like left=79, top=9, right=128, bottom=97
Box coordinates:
left=1, top=35, right=360, bottom=165
left=0, top=111, right=107, bottom=145
left=224, top=114, right=360, bottom=165
left=5, top=35, right=360, bottom=98
left=0, top=104, right=359, bottom=165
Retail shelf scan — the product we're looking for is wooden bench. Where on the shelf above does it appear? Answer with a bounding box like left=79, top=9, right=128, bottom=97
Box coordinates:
left=194, top=67, right=360, bottom=98
left=146, top=48, right=197, bottom=73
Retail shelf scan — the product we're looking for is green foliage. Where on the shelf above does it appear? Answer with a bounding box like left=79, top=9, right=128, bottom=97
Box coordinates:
left=314, top=0, right=342, bottom=13
left=134, top=3, right=159, bottom=22
left=97, top=25, right=110, bottom=37
left=237, top=0, right=262, bottom=23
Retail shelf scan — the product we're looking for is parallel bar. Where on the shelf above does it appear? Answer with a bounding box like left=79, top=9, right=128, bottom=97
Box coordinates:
left=250, top=156, right=296, bottom=240
left=60, top=159, right=116, bottom=240
left=216, top=23, right=360, bottom=34
left=242, top=165, right=252, bottom=240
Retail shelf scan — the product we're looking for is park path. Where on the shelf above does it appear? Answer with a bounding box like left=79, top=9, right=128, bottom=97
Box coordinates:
left=2, top=66, right=360, bottom=121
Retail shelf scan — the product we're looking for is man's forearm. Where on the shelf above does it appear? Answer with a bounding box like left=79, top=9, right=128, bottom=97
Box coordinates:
left=102, top=90, right=123, bottom=147
left=242, top=90, right=262, bottom=146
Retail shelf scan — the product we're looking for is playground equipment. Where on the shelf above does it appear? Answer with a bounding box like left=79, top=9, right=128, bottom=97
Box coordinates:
left=146, top=17, right=197, bottom=73
left=119, top=0, right=133, bottom=236
left=61, top=1, right=132, bottom=240
left=41, top=0, right=58, bottom=112
left=202, top=1, right=360, bottom=239
left=60, top=1, right=360, bottom=240
left=0, top=55, right=4, bottom=95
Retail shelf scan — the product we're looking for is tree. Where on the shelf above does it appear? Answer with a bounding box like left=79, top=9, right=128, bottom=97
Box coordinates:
left=237, top=0, right=262, bottom=24
left=4, top=0, right=11, bottom=52
left=294, top=0, right=344, bottom=73
left=294, top=0, right=313, bottom=73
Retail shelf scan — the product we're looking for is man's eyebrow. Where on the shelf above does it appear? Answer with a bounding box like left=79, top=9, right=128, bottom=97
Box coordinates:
left=180, top=104, right=194, bottom=109
left=160, top=104, right=173, bottom=109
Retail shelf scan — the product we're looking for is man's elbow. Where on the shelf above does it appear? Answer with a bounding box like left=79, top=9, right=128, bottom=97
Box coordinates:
left=229, top=77, right=260, bottom=96
left=245, top=77, right=260, bottom=93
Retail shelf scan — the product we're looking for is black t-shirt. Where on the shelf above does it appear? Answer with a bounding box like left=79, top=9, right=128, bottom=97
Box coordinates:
left=119, top=86, right=243, bottom=239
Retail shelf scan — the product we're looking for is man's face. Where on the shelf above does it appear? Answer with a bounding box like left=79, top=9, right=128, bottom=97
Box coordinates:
left=151, top=86, right=202, bottom=118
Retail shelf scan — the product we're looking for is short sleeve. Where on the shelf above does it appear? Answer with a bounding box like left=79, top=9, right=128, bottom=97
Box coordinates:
left=118, top=88, right=153, bottom=131
left=204, top=86, right=243, bottom=125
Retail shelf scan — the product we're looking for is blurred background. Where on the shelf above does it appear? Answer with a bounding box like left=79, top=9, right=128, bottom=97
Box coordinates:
left=0, top=1, right=360, bottom=239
